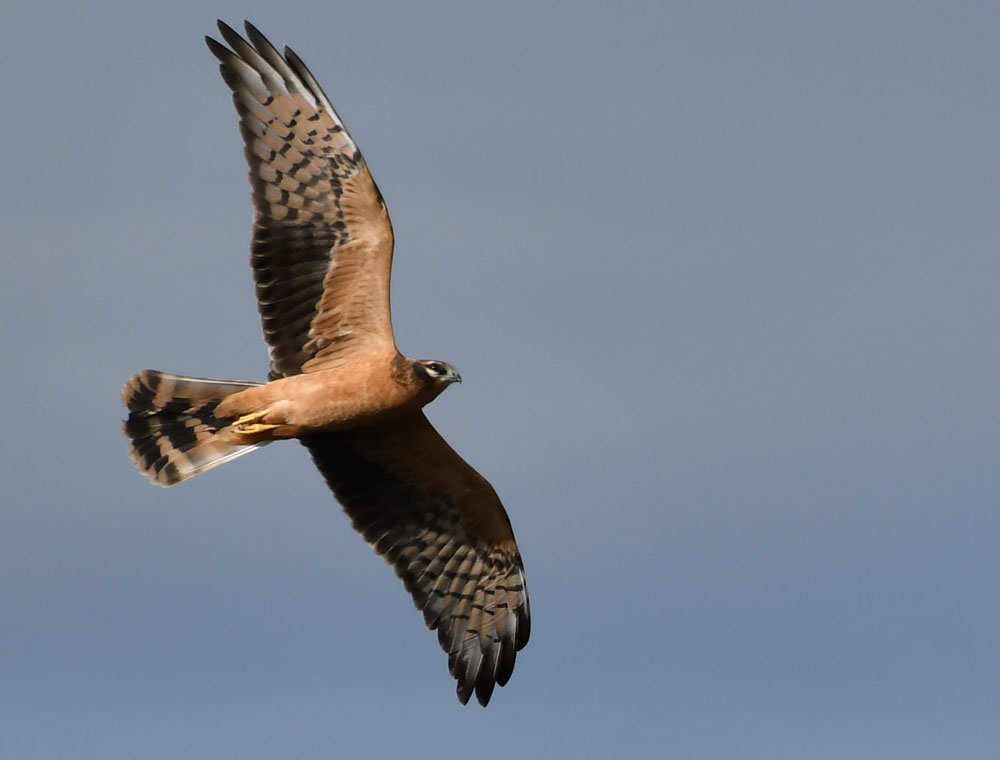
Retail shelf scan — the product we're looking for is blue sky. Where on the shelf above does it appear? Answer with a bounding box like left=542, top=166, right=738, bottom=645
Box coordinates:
left=2, top=2, right=998, bottom=758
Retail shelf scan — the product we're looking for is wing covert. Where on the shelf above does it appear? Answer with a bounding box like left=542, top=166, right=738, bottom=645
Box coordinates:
left=207, top=21, right=396, bottom=379
left=301, top=414, right=530, bottom=706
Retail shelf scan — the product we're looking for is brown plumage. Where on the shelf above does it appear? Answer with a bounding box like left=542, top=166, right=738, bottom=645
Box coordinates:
left=121, top=20, right=529, bottom=706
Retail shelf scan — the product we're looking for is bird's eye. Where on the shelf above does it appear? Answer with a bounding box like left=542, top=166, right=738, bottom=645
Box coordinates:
left=427, top=362, right=443, bottom=374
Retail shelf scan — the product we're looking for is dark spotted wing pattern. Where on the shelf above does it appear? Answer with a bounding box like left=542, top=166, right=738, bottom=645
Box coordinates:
left=207, top=22, right=396, bottom=380
left=302, top=414, right=530, bottom=706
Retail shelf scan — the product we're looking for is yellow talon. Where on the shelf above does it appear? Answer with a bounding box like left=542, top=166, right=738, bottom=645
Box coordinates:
left=231, top=410, right=278, bottom=436
left=237, top=422, right=279, bottom=435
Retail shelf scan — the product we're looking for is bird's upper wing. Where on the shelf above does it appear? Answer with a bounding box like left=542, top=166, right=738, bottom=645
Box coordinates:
left=207, top=22, right=396, bottom=379
left=301, top=413, right=530, bottom=706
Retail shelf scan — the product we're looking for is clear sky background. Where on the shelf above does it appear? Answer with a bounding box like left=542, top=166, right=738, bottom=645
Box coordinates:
left=2, top=1, right=998, bottom=758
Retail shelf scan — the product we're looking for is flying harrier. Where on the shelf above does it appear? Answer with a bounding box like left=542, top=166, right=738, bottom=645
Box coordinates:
left=121, top=21, right=529, bottom=706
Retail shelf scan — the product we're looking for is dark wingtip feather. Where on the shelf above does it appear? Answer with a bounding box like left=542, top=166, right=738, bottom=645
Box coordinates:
left=205, top=35, right=232, bottom=63
left=475, top=683, right=495, bottom=707
left=455, top=673, right=473, bottom=705
left=243, top=20, right=268, bottom=48
left=475, top=653, right=498, bottom=706
left=282, top=44, right=331, bottom=106
left=495, top=639, right=516, bottom=687
left=516, top=602, right=531, bottom=650
left=216, top=19, right=238, bottom=39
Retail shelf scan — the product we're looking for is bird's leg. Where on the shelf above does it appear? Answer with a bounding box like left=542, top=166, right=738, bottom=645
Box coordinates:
left=230, top=409, right=279, bottom=436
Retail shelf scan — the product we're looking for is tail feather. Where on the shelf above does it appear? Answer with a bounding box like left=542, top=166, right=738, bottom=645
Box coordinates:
left=122, top=369, right=266, bottom=486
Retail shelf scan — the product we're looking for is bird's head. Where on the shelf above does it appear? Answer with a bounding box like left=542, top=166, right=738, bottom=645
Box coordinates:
left=414, top=359, right=462, bottom=394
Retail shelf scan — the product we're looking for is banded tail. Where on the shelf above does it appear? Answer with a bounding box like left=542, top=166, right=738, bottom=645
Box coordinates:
left=122, top=370, right=266, bottom=486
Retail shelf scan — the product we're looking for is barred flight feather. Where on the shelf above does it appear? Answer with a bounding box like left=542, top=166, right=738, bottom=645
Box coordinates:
left=122, top=370, right=267, bottom=486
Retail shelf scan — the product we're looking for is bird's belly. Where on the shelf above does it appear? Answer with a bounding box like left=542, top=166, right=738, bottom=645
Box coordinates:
left=215, top=370, right=419, bottom=439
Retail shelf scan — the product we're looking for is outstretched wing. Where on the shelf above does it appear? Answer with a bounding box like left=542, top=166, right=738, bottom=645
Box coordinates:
left=207, top=21, right=396, bottom=379
left=301, top=414, right=530, bottom=706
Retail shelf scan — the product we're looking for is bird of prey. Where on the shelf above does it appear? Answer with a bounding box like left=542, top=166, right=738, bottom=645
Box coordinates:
left=121, top=20, right=529, bottom=707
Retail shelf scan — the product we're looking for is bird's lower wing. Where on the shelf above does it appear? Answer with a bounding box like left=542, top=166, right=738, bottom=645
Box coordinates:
left=301, top=413, right=530, bottom=706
